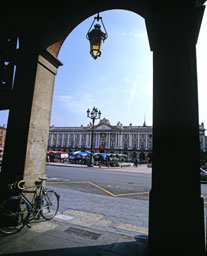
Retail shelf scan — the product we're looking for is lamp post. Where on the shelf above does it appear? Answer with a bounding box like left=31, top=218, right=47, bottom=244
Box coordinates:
left=86, top=13, right=108, bottom=59
left=87, top=107, right=101, bottom=166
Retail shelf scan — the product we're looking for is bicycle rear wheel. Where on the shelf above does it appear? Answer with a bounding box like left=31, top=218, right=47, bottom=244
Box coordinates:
left=40, top=190, right=59, bottom=220
left=0, top=197, right=30, bottom=235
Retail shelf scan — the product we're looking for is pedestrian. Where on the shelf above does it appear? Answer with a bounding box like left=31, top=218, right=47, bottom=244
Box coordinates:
left=99, top=160, right=102, bottom=168
left=106, top=156, right=110, bottom=168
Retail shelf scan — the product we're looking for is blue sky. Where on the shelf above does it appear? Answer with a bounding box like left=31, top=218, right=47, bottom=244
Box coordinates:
left=0, top=9, right=207, bottom=128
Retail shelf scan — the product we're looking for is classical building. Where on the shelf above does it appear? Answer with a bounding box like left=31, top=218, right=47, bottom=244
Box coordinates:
left=48, top=118, right=206, bottom=161
left=0, top=125, right=6, bottom=148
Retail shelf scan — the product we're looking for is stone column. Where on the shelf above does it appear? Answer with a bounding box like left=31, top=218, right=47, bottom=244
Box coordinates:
left=61, top=133, right=64, bottom=147
left=203, top=135, right=206, bottom=152
left=138, top=134, right=140, bottom=149
left=1, top=46, right=62, bottom=188
left=108, top=133, right=110, bottom=149
left=97, top=133, right=100, bottom=148
left=120, top=133, right=123, bottom=149
left=67, top=133, right=70, bottom=147
left=129, top=134, right=132, bottom=148
left=86, top=134, right=89, bottom=148
left=95, top=133, right=98, bottom=148
left=146, top=5, right=205, bottom=255
left=49, top=133, right=53, bottom=147
left=79, top=134, right=82, bottom=148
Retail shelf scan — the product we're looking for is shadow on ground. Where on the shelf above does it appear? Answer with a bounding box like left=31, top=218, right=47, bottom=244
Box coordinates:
left=1, top=242, right=147, bottom=256
left=1, top=239, right=148, bottom=256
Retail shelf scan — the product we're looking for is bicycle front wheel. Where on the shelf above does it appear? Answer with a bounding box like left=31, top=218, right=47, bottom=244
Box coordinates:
left=0, top=197, right=30, bottom=235
left=40, top=190, right=59, bottom=220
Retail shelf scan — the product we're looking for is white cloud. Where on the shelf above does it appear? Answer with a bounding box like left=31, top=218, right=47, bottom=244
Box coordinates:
left=123, top=76, right=152, bottom=102
left=56, top=92, right=95, bottom=114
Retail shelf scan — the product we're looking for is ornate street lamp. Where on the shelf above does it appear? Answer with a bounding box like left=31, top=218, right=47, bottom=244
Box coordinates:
left=87, top=107, right=101, bottom=166
left=86, top=13, right=108, bottom=59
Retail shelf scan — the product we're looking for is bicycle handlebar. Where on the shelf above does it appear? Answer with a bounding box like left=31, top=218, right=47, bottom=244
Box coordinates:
left=17, top=180, right=25, bottom=190
left=9, top=178, right=45, bottom=191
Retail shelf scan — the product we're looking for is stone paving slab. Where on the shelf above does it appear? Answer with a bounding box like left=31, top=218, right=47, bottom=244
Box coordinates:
left=0, top=219, right=148, bottom=256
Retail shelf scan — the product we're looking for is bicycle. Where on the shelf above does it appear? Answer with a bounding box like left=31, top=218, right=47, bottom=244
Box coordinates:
left=0, top=177, right=60, bottom=235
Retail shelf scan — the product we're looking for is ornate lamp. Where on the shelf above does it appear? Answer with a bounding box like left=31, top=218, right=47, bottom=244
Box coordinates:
left=86, top=107, right=101, bottom=166
left=86, top=13, right=108, bottom=59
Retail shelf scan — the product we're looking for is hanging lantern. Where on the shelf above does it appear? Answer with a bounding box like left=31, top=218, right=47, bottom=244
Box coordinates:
left=86, top=13, right=108, bottom=59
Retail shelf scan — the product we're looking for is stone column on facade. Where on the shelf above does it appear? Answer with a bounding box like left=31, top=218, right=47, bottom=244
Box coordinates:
left=146, top=5, right=205, bottom=255
left=67, top=133, right=70, bottom=147
left=138, top=134, right=140, bottom=149
left=117, top=134, right=120, bottom=149
left=61, top=133, right=64, bottom=147
left=55, top=134, right=57, bottom=147
left=52, top=133, right=54, bottom=147
left=97, top=133, right=100, bottom=149
left=120, top=133, right=123, bottom=149
left=115, top=133, right=118, bottom=149
left=108, top=133, right=110, bottom=149
left=79, top=134, right=82, bottom=148
left=104, top=133, right=107, bottom=149
left=50, top=133, right=53, bottom=147
left=129, top=134, right=132, bottom=148
left=86, top=133, right=89, bottom=148
left=0, top=46, right=62, bottom=189
left=145, top=134, right=148, bottom=150
left=95, top=133, right=98, bottom=148
left=88, top=133, right=91, bottom=148
left=203, top=136, right=206, bottom=152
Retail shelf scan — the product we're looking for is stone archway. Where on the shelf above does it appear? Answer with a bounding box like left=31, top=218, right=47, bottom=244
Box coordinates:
left=0, top=2, right=206, bottom=255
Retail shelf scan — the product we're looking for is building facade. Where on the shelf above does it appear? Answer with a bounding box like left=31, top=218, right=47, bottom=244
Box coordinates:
left=48, top=118, right=206, bottom=161
left=0, top=125, right=6, bottom=149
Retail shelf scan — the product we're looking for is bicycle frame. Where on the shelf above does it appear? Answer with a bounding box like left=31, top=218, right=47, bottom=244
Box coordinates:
left=11, top=183, right=45, bottom=219
left=0, top=179, right=59, bottom=235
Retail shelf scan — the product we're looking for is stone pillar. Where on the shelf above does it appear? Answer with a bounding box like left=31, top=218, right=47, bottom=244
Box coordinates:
left=129, top=134, right=132, bottom=148
left=67, top=133, right=70, bottom=147
left=61, top=134, right=63, bottom=147
left=145, top=134, right=148, bottom=150
left=138, top=134, right=140, bottom=149
left=108, top=133, right=110, bottom=149
left=146, top=5, right=205, bottom=255
left=120, top=133, right=123, bottom=149
left=79, top=134, right=82, bottom=148
left=203, top=135, right=206, bottom=152
left=1, top=45, right=62, bottom=188
left=95, top=133, right=98, bottom=148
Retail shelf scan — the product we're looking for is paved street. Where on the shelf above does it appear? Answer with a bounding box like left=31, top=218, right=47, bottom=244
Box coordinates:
left=45, top=164, right=207, bottom=237
left=45, top=164, right=151, bottom=237
left=46, top=164, right=151, bottom=200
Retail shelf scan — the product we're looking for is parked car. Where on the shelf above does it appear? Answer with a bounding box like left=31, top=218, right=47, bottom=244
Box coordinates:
left=200, top=168, right=207, bottom=183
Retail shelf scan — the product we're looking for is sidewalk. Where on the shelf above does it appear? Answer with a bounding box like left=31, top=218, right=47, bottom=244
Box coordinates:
left=0, top=218, right=148, bottom=256
left=46, top=162, right=152, bottom=174
left=0, top=185, right=148, bottom=256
